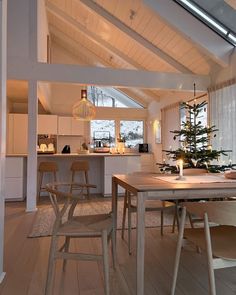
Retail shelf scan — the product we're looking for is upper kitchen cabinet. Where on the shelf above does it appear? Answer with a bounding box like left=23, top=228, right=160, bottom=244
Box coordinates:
left=38, top=115, right=58, bottom=134
left=8, top=114, right=28, bottom=154
left=58, top=116, right=84, bottom=136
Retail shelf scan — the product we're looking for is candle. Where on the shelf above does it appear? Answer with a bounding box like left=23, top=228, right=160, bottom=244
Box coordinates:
left=178, top=159, right=183, bottom=178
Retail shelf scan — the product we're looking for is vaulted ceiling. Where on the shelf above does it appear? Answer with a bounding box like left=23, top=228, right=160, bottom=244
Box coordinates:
left=46, top=0, right=227, bottom=106
left=7, top=0, right=235, bottom=110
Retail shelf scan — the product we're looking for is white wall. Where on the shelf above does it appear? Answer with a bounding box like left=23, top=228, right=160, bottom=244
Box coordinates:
left=211, top=51, right=236, bottom=84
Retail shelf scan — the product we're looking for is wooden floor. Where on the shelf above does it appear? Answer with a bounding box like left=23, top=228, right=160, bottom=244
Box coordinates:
left=1, top=201, right=236, bottom=295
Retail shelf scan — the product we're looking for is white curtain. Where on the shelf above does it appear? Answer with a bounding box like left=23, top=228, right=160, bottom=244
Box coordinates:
left=161, top=102, right=180, bottom=164
left=209, top=83, right=236, bottom=165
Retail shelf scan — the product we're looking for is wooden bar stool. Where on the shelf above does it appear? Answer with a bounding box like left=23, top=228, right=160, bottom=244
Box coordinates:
left=37, top=161, right=58, bottom=200
left=70, top=161, right=90, bottom=198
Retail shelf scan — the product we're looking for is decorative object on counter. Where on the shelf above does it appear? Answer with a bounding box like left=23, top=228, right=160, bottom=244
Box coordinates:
left=158, top=98, right=233, bottom=174
left=77, top=142, right=89, bottom=154
left=139, top=143, right=149, bottom=153
left=93, top=131, right=110, bottom=153
left=72, top=88, right=96, bottom=121
left=61, top=145, right=71, bottom=154
left=38, top=134, right=56, bottom=154
left=116, top=133, right=125, bottom=154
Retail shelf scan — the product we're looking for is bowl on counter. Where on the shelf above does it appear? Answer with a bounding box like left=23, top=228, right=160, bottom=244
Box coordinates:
left=77, top=149, right=89, bottom=154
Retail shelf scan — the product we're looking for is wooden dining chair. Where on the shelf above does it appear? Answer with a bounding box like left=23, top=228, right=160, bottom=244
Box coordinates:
left=45, top=182, right=116, bottom=295
left=171, top=200, right=236, bottom=295
left=121, top=189, right=176, bottom=254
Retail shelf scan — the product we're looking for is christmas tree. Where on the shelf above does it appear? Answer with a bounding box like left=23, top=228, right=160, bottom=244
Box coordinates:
left=159, top=100, right=233, bottom=173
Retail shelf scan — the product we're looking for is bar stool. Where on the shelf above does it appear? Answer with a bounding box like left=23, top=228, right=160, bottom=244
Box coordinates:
left=37, top=161, right=58, bottom=200
left=70, top=161, right=90, bottom=198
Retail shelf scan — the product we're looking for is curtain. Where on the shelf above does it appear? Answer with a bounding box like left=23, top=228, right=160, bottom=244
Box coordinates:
left=209, top=82, right=236, bottom=165
left=161, top=102, right=180, bottom=164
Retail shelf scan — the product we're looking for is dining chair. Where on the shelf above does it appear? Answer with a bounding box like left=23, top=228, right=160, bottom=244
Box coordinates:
left=180, top=168, right=209, bottom=229
left=171, top=200, right=236, bottom=295
left=70, top=160, right=90, bottom=198
left=121, top=189, right=176, bottom=254
left=45, top=182, right=116, bottom=295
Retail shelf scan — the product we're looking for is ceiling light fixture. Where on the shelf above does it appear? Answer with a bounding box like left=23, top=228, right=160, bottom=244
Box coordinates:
left=72, top=88, right=96, bottom=121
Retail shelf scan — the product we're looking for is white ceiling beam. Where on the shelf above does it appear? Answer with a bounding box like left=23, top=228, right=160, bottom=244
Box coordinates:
left=8, top=57, right=210, bottom=91
left=144, top=0, right=234, bottom=67
left=80, top=0, right=192, bottom=74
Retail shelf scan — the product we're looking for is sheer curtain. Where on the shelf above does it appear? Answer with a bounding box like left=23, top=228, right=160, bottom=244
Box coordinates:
left=209, top=81, right=236, bottom=164
left=161, top=102, right=180, bottom=164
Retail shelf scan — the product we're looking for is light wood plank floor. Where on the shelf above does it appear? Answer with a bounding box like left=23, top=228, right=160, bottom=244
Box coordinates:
left=1, top=200, right=236, bottom=295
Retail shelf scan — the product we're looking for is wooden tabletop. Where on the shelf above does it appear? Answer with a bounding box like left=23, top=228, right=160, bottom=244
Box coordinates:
left=113, top=173, right=236, bottom=200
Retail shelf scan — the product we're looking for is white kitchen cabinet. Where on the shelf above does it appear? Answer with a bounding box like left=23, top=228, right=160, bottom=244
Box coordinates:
left=58, top=116, right=84, bottom=136
left=8, top=114, right=28, bottom=154
left=103, top=155, right=141, bottom=196
left=71, top=118, right=84, bottom=135
left=140, top=153, right=155, bottom=172
left=38, top=114, right=58, bottom=134
left=5, top=157, right=26, bottom=201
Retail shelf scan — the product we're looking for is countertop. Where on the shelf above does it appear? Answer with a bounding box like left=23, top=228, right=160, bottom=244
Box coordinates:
left=37, top=152, right=141, bottom=157
left=7, top=153, right=143, bottom=157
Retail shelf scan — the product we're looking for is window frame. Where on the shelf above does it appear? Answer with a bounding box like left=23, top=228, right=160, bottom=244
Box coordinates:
left=89, top=118, right=146, bottom=149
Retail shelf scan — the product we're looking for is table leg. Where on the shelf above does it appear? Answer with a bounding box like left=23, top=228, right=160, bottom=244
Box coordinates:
left=136, top=191, right=147, bottom=295
left=112, top=176, right=118, bottom=246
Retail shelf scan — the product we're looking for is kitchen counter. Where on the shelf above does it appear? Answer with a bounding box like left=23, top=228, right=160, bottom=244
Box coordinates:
left=37, top=152, right=141, bottom=157
left=38, top=153, right=141, bottom=196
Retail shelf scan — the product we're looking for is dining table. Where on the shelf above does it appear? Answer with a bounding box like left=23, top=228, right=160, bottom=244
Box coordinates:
left=112, top=173, right=236, bottom=295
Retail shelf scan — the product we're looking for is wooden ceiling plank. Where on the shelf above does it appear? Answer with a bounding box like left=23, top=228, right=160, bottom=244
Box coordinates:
left=144, top=0, right=234, bottom=67
left=79, top=0, right=192, bottom=74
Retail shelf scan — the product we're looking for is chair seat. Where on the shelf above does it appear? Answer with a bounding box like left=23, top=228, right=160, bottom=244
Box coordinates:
left=57, top=213, right=113, bottom=236
left=185, top=225, right=236, bottom=260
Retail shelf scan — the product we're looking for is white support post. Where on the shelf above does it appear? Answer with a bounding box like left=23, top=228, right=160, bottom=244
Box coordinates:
left=26, top=0, right=38, bottom=212
left=26, top=80, right=38, bottom=212
left=0, top=0, right=7, bottom=282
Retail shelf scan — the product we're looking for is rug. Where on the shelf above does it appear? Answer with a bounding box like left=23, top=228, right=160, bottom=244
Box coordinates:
left=28, top=199, right=176, bottom=238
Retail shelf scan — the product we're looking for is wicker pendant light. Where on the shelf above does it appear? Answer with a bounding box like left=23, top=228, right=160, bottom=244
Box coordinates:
left=72, top=89, right=96, bottom=121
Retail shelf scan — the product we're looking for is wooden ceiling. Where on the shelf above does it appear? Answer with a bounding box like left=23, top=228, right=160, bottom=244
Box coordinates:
left=44, top=0, right=219, bottom=105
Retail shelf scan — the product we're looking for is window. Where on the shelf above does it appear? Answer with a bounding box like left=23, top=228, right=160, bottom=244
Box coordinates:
left=87, top=86, right=143, bottom=108
left=90, top=120, right=115, bottom=147
left=120, top=120, right=144, bottom=148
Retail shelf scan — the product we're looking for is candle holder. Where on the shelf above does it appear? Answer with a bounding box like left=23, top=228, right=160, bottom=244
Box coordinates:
left=175, top=159, right=186, bottom=181
left=175, top=175, right=186, bottom=181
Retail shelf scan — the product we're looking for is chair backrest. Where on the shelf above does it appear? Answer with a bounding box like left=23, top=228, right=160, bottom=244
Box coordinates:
left=46, top=182, right=96, bottom=219
left=38, top=161, right=58, bottom=172
left=182, top=201, right=236, bottom=226
left=70, top=161, right=89, bottom=172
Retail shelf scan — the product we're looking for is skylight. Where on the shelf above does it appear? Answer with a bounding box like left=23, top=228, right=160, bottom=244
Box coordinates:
left=87, top=86, right=143, bottom=109
left=174, top=0, right=236, bottom=46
